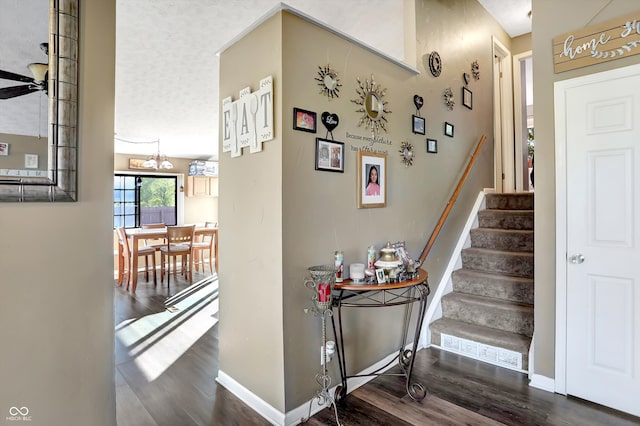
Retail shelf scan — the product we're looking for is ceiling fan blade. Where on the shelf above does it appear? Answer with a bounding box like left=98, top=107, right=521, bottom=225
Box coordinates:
left=0, top=85, right=40, bottom=99
left=0, top=69, right=35, bottom=83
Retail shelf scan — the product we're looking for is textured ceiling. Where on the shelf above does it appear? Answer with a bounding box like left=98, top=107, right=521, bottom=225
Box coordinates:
left=477, top=0, right=532, bottom=38
left=114, top=0, right=404, bottom=160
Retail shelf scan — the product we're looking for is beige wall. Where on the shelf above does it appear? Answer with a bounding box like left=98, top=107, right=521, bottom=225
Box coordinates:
left=218, top=13, right=286, bottom=411
left=0, top=133, right=48, bottom=170
left=0, top=0, right=117, bottom=424
left=511, top=33, right=532, bottom=56
left=532, top=0, right=640, bottom=378
left=220, top=0, right=509, bottom=412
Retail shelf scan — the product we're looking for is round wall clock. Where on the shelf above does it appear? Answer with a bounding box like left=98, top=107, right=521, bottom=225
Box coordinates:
left=428, top=51, right=442, bottom=77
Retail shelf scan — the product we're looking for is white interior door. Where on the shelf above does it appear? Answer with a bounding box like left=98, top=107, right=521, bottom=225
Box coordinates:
left=559, top=65, right=640, bottom=417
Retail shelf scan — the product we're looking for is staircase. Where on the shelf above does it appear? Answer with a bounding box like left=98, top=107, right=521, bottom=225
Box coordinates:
left=430, top=192, right=534, bottom=371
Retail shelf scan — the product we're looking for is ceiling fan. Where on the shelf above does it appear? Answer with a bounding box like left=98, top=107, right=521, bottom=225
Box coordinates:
left=0, top=43, right=49, bottom=100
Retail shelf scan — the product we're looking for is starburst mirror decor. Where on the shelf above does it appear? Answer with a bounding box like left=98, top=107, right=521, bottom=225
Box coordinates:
left=315, top=65, right=342, bottom=99
left=351, top=75, right=391, bottom=135
left=400, top=141, right=415, bottom=166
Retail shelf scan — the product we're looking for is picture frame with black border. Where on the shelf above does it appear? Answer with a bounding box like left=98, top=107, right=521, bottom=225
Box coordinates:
left=462, top=87, right=473, bottom=110
left=427, top=138, right=438, bottom=153
left=412, top=114, right=425, bottom=135
left=375, top=268, right=386, bottom=284
left=293, top=107, right=317, bottom=133
left=444, top=122, right=454, bottom=137
left=315, top=138, right=344, bottom=172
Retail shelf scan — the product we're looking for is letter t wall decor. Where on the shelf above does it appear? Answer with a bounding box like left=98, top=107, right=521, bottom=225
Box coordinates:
left=221, top=75, right=274, bottom=157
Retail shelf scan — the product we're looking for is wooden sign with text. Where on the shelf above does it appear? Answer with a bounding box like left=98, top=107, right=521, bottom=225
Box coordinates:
left=221, top=76, right=274, bottom=157
left=553, top=11, right=640, bottom=73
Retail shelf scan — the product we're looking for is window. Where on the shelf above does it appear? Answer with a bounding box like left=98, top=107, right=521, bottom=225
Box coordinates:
left=114, top=174, right=177, bottom=228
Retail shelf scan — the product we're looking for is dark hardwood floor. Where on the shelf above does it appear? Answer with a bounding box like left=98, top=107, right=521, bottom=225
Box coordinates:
left=114, top=270, right=270, bottom=426
left=115, top=272, right=640, bottom=425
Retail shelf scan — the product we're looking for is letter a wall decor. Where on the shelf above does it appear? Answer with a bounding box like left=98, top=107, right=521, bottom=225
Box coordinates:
left=222, top=75, right=274, bottom=157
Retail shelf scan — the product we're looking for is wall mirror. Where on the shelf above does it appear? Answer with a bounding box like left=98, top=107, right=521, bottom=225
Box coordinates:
left=352, top=75, right=391, bottom=136
left=0, top=0, right=78, bottom=202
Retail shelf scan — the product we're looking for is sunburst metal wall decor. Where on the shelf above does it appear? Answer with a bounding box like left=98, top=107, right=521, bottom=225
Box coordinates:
left=443, top=87, right=455, bottom=111
left=400, top=141, right=415, bottom=167
left=351, top=74, right=391, bottom=135
left=315, top=65, right=342, bottom=99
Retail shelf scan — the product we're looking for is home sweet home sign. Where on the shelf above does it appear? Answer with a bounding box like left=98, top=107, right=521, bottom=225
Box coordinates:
left=553, top=11, right=640, bottom=73
left=221, top=75, right=274, bottom=157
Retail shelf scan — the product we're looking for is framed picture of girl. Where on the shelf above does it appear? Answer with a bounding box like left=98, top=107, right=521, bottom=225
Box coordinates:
left=357, top=151, right=387, bottom=208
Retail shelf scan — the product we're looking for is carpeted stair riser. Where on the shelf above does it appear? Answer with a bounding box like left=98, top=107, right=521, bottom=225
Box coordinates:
left=461, top=247, right=534, bottom=278
left=430, top=318, right=530, bottom=370
left=478, top=210, right=533, bottom=230
left=430, top=193, right=534, bottom=370
left=451, top=269, right=533, bottom=304
left=485, top=193, right=534, bottom=210
left=470, top=228, right=533, bottom=252
left=442, top=292, right=534, bottom=336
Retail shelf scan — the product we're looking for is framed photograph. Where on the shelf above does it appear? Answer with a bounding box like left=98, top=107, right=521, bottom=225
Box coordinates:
left=293, top=107, right=316, bottom=133
left=412, top=115, right=425, bottom=135
left=375, top=268, right=386, bottom=284
left=462, top=87, right=473, bottom=110
left=315, top=138, right=344, bottom=173
left=24, top=154, right=38, bottom=169
left=0, top=142, right=8, bottom=156
left=444, top=122, right=454, bottom=137
left=427, top=138, right=438, bottom=154
left=357, top=151, right=387, bottom=209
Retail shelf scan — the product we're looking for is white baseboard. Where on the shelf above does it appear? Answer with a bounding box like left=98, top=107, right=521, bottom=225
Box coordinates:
left=529, top=374, right=555, bottom=393
left=218, top=346, right=414, bottom=426
left=216, top=370, right=283, bottom=425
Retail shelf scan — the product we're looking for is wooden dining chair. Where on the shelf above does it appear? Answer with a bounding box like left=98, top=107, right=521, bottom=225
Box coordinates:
left=141, top=223, right=166, bottom=252
left=192, top=223, right=217, bottom=274
left=116, top=227, right=157, bottom=290
left=160, top=225, right=195, bottom=285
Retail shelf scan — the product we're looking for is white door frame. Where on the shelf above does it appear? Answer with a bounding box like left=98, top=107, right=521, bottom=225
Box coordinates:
left=554, top=62, right=640, bottom=394
left=513, top=51, right=532, bottom=192
left=492, top=37, right=514, bottom=193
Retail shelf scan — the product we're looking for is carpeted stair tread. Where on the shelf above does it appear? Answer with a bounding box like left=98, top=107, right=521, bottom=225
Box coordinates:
left=442, top=292, right=533, bottom=336
left=451, top=269, right=534, bottom=304
left=470, top=227, right=534, bottom=252
left=478, top=209, right=534, bottom=230
left=485, top=193, right=534, bottom=210
left=461, top=247, right=534, bottom=278
left=430, top=317, right=531, bottom=370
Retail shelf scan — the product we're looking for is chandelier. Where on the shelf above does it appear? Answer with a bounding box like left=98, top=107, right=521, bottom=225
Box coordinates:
left=115, top=135, right=174, bottom=170
left=143, top=140, right=174, bottom=170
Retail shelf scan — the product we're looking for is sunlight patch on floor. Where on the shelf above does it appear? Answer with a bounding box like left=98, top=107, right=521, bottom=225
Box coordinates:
left=116, top=280, right=218, bottom=382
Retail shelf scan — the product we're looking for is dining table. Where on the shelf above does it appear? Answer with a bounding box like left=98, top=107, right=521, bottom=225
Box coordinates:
left=122, top=226, right=218, bottom=293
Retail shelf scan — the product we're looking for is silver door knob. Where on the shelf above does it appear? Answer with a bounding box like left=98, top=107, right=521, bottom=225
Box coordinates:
left=569, top=254, right=585, bottom=264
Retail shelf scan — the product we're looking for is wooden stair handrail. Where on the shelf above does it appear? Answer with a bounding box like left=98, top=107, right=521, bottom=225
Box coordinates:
left=418, top=134, right=487, bottom=265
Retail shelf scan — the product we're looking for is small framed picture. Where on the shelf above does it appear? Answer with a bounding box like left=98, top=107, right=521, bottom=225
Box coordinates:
left=463, top=87, right=473, bottom=110
left=375, top=268, right=386, bottom=284
left=444, top=122, right=454, bottom=137
left=315, top=138, right=344, bottom=172
left=427, top=139, right=438, bottom=154
left=293, top=107, right=316, bottom=133
left=25, top=154, right=38, bottom=169
left=357, top=151, right=387, bottom=209
left=412, top=115, right=425, bottom=135
left=0, top=142, right=8, bottom=156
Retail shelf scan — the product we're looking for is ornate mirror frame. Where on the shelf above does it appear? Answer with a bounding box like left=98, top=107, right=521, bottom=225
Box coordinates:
left=0, top=0, right=78, bottom=202
left=352, top=75, right=391, bottom=136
